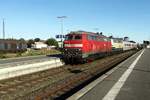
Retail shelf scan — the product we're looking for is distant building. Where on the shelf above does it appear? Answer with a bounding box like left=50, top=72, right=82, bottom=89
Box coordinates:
left=0, top=39, right=27, bottom=52
left=32, top=42, right=48, bottom=49
left=143, top=40, right=150, bottom=48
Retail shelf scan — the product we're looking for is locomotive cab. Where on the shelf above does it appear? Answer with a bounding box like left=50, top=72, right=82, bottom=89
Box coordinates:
left=63, top=32, right=84, bottom=63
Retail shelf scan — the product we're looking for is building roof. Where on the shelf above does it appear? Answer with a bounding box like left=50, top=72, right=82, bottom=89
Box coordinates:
left=0, top=39, right=26, bottom=44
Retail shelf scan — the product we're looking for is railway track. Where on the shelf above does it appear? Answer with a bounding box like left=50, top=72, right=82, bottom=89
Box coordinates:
left=0, top=50, right=137, bottom=100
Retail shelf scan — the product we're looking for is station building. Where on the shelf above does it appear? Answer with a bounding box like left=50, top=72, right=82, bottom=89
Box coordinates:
left=0, top=39, right=27, bottom=52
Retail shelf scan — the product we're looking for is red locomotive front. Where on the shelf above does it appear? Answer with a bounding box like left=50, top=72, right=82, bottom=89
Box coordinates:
left=63, top=31, right=84, bottom=63
left=63, top=31, right=112, bottom=63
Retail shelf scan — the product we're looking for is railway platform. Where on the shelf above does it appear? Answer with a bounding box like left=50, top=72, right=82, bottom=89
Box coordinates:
left=0, top=55, right=64, bottom=80
left=68, top=48, right=150, bottom=100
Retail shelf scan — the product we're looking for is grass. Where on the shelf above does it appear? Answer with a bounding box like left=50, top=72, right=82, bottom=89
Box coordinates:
left=0, top=52, right=7, bottom=58
left=0, top=49, right=61, bottom=59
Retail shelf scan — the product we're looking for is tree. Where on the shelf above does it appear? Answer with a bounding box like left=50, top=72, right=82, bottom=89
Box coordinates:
left=19, top=38, right=26, bottom=42
left=27, top=39, right=34, bottom=48
left=45, top=38, right=58, bottom=47
left=34, top=38, right=40, bottom=42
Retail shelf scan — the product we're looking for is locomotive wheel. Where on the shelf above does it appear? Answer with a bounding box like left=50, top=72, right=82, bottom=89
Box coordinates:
left=71, top=57, right=74, bottom=64
left=81, top=58, right=87, bottom=64
left=64, top=57, right=70, bottom=64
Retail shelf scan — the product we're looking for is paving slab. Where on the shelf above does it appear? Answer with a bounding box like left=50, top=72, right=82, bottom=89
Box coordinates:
left=68, top=49, right=149, bottom=100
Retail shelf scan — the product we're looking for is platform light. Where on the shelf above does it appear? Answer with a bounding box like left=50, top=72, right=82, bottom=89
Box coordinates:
left=57, top=16, right=67, bottom=48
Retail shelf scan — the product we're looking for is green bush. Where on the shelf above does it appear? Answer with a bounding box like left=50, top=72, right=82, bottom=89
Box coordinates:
left=16, top=52, right=22, bottom=57
left=45, top=38, right=58, bottom=47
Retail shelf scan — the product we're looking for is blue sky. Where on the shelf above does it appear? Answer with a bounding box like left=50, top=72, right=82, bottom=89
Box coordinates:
left=0, top=0, right=150, bottom=43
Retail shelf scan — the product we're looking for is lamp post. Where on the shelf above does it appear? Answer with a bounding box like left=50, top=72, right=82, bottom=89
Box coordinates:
left=57, top=16, right=67, bottom=48
left=2, top=18, right=5, bottom=39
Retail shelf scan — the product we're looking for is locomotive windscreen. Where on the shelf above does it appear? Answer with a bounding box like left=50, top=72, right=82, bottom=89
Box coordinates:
left=65, top=34, right=82, bottom=40
left=65, top=35, right=73, bottom=40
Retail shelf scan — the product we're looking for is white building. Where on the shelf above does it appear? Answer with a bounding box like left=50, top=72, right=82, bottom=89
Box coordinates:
left=32, top=42, right=48, bottom=49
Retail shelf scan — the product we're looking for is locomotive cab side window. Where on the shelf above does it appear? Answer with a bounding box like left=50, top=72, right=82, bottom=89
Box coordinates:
left=74, top=35, right=82, bottom=40
left=98, top=37, right=104, bottom=41
left=104, top=38, right=108, bottom=41
left=87, top=35, right=97, bottom=40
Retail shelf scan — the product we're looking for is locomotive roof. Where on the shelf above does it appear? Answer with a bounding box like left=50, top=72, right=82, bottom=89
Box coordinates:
left=129, top=41, right=136, bottom=43
left=110, top=37, right=123, bottom=40
left=69, top=31, right=106, bottom=37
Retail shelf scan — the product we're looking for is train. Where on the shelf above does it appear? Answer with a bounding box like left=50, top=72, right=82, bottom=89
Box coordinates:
left=63, top=31, right=137, bottom=63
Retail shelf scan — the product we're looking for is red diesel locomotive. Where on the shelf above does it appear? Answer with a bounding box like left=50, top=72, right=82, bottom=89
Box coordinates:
left=63, top=31, right=112, bottom=63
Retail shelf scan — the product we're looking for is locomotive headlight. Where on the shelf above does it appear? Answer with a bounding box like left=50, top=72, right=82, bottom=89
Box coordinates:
left=78, top=48, right=81, bottom=51
left=65, top=49, right=67, bottom=51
